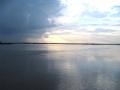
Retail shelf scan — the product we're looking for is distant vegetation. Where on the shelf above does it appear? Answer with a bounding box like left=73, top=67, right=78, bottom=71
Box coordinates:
left=0, top=42, right=120, bottom=45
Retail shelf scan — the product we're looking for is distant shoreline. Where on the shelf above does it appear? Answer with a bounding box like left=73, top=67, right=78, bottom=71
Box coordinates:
left=0, top=43, right=120, bottom=45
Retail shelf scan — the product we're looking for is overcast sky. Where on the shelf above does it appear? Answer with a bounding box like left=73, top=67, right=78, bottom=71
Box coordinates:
left=0, top=0, right=120, bottom=43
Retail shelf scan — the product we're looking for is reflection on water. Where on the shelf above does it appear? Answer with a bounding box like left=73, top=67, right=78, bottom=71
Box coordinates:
left=0, top=44, right=120, bottom=90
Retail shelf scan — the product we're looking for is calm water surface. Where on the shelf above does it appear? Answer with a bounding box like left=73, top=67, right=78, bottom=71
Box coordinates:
left=0, top=44, right=120, bottom=90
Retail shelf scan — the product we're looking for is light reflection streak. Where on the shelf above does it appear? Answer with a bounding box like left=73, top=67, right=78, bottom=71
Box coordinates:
left=44, top=45, right=120, bottom=90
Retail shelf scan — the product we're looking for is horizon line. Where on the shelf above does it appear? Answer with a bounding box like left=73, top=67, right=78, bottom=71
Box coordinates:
left=0, top=42, right=120, bottom=45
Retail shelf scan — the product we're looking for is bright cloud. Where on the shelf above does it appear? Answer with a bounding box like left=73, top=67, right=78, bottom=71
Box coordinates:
left=25, top=0, right=120, bottom=43
left=41, top=25, right=120, bottom=43
left=49, top=0, right=120, bottom=25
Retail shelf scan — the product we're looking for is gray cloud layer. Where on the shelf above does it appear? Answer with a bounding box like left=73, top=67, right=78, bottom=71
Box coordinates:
left=0, top=0, right=62, bottom=41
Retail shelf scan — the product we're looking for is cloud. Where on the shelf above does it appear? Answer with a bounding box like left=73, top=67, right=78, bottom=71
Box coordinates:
left=0, top=0, right=120, bottom=43
left=109, top=6, right=120, bottom=17
left=0, top=0, right=62, bottom=41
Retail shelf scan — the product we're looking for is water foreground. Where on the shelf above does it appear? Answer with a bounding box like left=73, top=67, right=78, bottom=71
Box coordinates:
left=0, top=44, right=120, bottom=90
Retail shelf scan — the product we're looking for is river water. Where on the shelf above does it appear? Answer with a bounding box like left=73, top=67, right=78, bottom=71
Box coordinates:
left=0, top=44, right=120, bottom=90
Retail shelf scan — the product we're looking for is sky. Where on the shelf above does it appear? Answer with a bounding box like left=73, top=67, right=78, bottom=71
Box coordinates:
left=0, top=0, right=120, bottom=43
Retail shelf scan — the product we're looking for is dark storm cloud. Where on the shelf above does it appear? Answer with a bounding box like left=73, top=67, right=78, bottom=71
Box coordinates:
left=0, top=0, right=10, bottom=6
left=0, top=0, right=62, bottom=41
